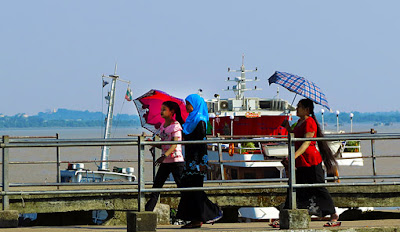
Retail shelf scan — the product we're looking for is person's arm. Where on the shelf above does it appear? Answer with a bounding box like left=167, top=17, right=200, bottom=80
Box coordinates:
left=163, top=136, right=179, bottom=157
left=294, top=131, right=315, bottom=158
left=281, top=119, right=293, bottom=133
left=154, top=136, right=179, bottom=166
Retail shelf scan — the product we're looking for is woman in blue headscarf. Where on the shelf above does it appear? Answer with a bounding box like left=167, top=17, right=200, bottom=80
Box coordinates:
left=176, top=94, right=222, bottom=228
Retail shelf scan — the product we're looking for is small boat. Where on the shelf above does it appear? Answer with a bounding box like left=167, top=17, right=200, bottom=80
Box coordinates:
left=60, top=68, right=136, bottom=224
left=61, top=69, right=136, bottom=183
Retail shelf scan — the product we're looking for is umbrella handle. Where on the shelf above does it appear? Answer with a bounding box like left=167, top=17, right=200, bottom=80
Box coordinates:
left=290, top=94, right=297, bottom=108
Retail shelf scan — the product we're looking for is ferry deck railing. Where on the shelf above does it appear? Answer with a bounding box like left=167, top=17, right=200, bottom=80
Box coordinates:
left=1, top=133, right=400, bottom=212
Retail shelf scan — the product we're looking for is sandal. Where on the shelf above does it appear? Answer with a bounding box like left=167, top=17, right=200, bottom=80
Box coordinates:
left=323, top=221, right=341, bottom=227
left=181, top=222, right=203, bottom=229
left=269, top=220, right=279, bottom=228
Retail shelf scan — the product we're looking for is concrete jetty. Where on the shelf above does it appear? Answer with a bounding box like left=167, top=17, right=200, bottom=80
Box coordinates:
left=6, top=184, right=400, bottom=214
left=0, top=219, right=400, bottom=231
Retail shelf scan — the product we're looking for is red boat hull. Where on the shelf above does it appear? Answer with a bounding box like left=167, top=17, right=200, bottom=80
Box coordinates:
left=211, top=115, right=289, bottom=136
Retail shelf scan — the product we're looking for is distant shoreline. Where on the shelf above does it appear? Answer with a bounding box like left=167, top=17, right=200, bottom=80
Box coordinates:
left=1, top=108, right=399, bottom=129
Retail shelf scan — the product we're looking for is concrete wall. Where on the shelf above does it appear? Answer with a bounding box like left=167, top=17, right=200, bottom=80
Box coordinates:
left=3, top=185, right=400, bottom=214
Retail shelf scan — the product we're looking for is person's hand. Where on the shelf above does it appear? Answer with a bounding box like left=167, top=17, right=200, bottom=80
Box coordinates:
left=149, top=147, right=156, bottom=157
left=154, top=155, right=166, bottom=166
left=281, top=119, right=290, bottom=128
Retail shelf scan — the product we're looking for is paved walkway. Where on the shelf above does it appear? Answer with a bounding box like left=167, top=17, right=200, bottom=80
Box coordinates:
left=1, top=219, right=400, bottom=232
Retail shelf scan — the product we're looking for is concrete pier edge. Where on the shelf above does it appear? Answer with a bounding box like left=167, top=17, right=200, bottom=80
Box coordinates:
left=0, top=210, right=18, bottom=228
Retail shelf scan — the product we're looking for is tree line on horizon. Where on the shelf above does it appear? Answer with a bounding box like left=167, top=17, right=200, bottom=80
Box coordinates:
left=0, top=109, right=140, bottom=128
left=315, top=111, right=400, bottom=124
left=0, top=109, right=399, bottom=128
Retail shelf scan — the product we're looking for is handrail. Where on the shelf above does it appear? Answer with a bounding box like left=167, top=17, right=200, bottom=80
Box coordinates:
left=2, top=132, right=400, bottom=212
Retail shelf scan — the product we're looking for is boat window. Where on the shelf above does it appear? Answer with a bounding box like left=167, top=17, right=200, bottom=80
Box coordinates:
left=259, top=101, right=271, bottom=109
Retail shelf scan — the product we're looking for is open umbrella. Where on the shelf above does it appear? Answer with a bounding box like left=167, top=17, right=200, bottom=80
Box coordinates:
left=133, top=89, right=189, bottom=134
left=268, top=71, right=331, bottom=111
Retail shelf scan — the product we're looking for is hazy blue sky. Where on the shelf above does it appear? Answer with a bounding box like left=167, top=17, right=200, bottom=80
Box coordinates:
left=1, top=1, right=399, bottom=116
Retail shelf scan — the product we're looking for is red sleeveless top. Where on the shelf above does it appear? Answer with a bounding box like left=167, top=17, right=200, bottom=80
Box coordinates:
left=293, top=117, right=322, bottom=167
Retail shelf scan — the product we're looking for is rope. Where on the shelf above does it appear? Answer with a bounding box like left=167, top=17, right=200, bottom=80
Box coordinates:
left=112, top=84, right=130, bottom=138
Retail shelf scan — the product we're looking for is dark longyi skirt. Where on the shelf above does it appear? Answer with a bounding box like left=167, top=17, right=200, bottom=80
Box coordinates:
left=176, top=173, right=220, bottom=222
left=285, top=163, right=336, bottom=217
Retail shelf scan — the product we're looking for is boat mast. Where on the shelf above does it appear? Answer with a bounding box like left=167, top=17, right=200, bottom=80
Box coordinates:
left=99, top=65, right=130, bottom=171
left=226, top=54, right=260, bottom=101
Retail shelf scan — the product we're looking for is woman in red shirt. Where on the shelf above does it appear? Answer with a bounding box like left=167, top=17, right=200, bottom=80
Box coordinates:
left=281, top=98, right=340, bottom=227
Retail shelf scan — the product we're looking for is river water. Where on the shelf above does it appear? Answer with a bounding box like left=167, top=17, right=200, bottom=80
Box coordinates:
left=1, top=123, right=400, bottom=183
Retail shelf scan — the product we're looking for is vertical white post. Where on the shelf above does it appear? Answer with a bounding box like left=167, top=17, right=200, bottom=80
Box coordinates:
left=336, top=110, right=340, bottom=133
left=210, top=113, right=216, bottom=137
left=230, top=115, right=234, bottom=137
left=350, top=113, right=354, bottom=133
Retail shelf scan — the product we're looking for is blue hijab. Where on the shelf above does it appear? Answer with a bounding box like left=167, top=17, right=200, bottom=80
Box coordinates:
left=182, top=94, right=209, bottom=135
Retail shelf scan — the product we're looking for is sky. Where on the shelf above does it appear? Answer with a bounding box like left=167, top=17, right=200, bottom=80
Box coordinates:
left=1, top=1, right=399, bottom=116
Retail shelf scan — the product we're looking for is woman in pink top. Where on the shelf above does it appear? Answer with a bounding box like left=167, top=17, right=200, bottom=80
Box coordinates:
left=145, top=101, right=185, bottom=211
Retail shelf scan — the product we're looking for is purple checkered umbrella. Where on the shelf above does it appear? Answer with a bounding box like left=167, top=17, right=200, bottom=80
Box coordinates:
left=268, top=71, right=331, bottom=111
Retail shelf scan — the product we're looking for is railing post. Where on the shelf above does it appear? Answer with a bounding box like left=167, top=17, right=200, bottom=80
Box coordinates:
left=370, top=129, right=377, bottom=183
left=217, top=133, right=225, bottom=180
left=2, top=135, right=10, bottom=210
left=138, top=135, right=145, bottom=212
left=154, top=135, right=161, bottom=182
left=56, top=133, right=61, bottom=186
left=288, top=133, right=296, bottom=209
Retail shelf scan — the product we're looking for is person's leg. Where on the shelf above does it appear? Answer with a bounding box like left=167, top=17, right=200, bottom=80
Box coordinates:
left=181, top=174, right=204, bottom=228
left=145, top=163, right=171, bottom=211
left=314, top=163, right=336, bottom=217
left=171, top=162, right=185, bottom=188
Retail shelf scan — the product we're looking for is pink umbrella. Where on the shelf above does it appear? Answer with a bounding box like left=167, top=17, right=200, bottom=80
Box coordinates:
left=134, top=89, right=189, bottom=134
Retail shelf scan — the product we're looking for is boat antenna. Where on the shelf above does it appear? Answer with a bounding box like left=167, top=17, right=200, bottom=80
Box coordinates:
left=225, top=55, right=260, bottom=100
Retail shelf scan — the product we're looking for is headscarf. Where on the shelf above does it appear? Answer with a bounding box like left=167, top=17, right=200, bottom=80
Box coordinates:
left=182, top=94, right=209, bottom=135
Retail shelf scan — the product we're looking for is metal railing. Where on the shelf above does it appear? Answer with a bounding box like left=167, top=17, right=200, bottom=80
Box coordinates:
left=2, top=133, right=400, bottom=212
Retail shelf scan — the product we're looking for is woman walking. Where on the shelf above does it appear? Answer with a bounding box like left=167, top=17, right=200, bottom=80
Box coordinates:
left=176, top=94, right=222, bottom=228
left=145, top=101, right=185, bottom=212
left=279, top=98, right=341, bottom=228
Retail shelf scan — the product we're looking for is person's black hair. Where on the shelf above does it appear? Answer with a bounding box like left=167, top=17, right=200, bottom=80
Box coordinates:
left=162, top=101, right=185, bottom=125
left=298, top=98, right=338, bottom=174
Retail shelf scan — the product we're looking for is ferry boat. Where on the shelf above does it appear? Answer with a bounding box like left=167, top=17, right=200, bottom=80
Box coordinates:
left=206, top=57, right=362, bottom=180
left=204, top=57, right=364, bottom=221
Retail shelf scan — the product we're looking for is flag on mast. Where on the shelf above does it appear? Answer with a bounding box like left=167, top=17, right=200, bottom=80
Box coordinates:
left=125, top=87, right=133, bottom=101
left=102, top=80, right=109, bottom=88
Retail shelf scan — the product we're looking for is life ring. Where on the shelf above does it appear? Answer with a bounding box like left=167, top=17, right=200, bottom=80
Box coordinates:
left=228, top=143, right=235, bottom=156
